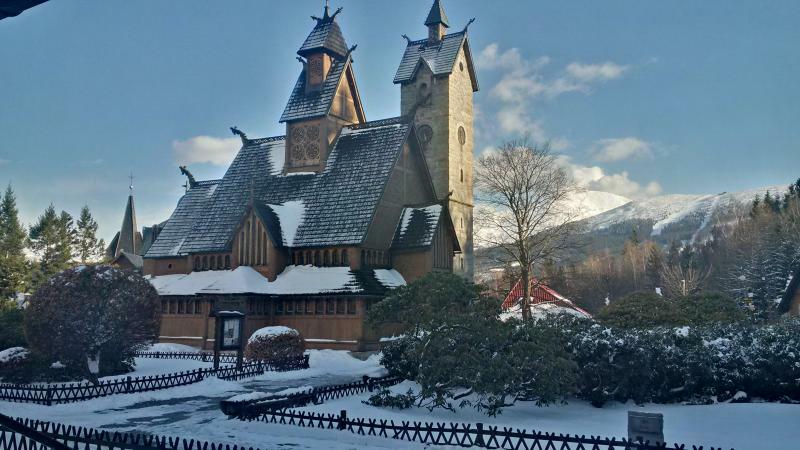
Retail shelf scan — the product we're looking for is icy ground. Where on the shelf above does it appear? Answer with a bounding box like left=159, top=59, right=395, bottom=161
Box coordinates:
left=1, top=350, right=795, bottom=450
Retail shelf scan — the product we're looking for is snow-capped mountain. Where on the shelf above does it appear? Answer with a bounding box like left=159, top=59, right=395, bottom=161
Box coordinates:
left=582, top=184, right=788, bottom=246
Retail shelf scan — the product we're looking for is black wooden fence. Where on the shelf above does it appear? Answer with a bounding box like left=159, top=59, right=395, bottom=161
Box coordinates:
left=134, top=351, right=239, bottom=364
left=0, top=356, right=309, bottom=405
left=0, top=415, right=261, bottom=450
left=246, top=408, right=733, bottom=450
left=221, top=374, right=403, bottom=417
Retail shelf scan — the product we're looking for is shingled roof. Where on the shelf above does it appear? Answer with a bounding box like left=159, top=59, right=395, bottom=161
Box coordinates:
left=424, top=0, right=450, bottom=28
left=393, top=31, right=478, bottom=91
left=280, top=56, right=348, bottom=123
left=391, top=204, right=443, bottom=250
left=145, top=118, right=414, bottom=258
left=297, top=9, right=348, bottom=59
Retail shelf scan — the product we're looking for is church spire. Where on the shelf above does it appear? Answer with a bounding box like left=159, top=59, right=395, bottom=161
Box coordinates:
left=425, top=0, right=449, bottom=43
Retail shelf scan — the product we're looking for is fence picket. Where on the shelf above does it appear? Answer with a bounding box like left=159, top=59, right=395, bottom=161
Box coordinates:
left=0, top=355, right=308, bottom=405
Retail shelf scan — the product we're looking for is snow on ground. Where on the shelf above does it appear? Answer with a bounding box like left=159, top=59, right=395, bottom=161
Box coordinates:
left=2, top=350, right=794, bottom=449
left=145, top=343, right=202, bottom=353
left=0, top=350, right=412, bottom=450
left=297, top=380, right=797, bottom=450
left=99, top=357, right=214, bottom=381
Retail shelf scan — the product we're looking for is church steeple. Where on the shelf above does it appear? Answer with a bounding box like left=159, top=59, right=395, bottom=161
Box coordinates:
left=280, top=3, right=365, bottom=174
left=425, top=0, right=449, bottom=44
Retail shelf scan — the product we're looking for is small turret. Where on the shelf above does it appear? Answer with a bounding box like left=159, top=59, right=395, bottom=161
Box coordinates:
left=425, top=0, right=449, bottom=44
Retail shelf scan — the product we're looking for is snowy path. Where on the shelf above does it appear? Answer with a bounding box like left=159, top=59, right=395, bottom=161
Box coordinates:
left=2, top=351, right=796, bottom=449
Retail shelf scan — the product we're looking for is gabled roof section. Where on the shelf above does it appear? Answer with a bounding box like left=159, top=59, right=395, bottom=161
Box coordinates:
left=298, top=6, right=348, bottom=59
left=145, top=118, right=413, bottom=257
left=391, top=204, right=443, bottom=250
left=425, top=0, right=450, bottom=28
left=250, top=202, right=285, bottom=248
left=280, top=56, right=348, bottom=123
left=394, top=31, right=479, bottom=92
left=293, top=118, right=412, bottom=247
left=144, top=180, right=222, bottom=258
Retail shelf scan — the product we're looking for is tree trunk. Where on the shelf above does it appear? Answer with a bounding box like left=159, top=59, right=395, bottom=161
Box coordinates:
left=521, top=266, right=531, bottom=320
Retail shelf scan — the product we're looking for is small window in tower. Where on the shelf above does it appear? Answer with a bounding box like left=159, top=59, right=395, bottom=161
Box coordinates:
left=459, top=61, right=464, bottom=72
left=461, top=168, right=464, bottom=182
left=418, top=82, right=431, bottom=106
left=458, top=126, right=467, bottom=146
left=417, top=125, right=433, bottom=147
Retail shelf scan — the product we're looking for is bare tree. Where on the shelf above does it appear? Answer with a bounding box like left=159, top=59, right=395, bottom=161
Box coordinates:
left=660, top=263, right=710, bottom=298
left=474, top=140, right=582, bottom=319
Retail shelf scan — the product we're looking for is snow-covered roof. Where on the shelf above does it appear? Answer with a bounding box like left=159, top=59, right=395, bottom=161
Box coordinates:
left=500, top=302, right=592, bottom=322
left=148, top=266, right=407, bottom=296
left=199, top=266, right=272, bottom=295
left=148, top=271, right=229, bottom=296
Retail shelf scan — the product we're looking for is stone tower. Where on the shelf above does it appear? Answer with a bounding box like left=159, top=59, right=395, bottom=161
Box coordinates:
left=395, top=0, right=479, bottom=279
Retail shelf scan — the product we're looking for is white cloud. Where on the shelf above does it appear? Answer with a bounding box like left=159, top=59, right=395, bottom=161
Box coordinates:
left=557, top=156, right=662, bottom=200
left=172, top=136, right=241, bottom=166
left=591, top=137, right=653, bottom=162
left=477, top=43, right=631, bottom=145
left=565, top=62, right=628, bottom=83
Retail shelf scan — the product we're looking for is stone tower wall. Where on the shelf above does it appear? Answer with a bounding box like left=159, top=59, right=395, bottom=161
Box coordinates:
left=401, top=43, right=475, bottom=279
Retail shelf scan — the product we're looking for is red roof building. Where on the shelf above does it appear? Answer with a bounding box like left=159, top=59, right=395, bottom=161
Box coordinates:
left=501, top=277, right=592, bottom=319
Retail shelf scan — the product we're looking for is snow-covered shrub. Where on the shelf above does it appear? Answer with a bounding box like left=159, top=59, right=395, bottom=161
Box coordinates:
left=25, top=265, right=160, bottom=381
left=596, top=291, right=684, bottom=329
left=372, top=273, right=576, bottom=416
left=0, top=299, right=25, bottom=350
left=544, top=317, right=800, bottom=406
left=245, top=326, right=305, bottom=365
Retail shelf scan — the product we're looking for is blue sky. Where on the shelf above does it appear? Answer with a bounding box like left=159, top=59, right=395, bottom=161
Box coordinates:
left=1, top=0, right=798, bottom=241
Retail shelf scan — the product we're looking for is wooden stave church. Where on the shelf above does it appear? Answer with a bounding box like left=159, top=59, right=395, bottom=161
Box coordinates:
left=142, top=0, right=478, bottom=351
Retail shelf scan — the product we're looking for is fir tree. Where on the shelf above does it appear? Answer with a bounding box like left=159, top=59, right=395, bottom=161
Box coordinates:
left=29, top=205, right=75, bottom=287
left=0, top=185, right=29, bottom=297
left=75, top=205, right=106, bottom=264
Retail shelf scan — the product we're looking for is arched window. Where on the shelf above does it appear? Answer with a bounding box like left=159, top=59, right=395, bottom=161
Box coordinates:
left=217, top=255, right=223, bottom=269
left=361, top=249, right=366, bottom=267
left=194, top=257, right=200, bottom=271
left=342, top=249, right=349, bottom=266
left=225, top=255, right=231, bottom=269
left=332, top=250, right=339, bottom=266
left=210, top=256, right=216, bottom=270
left=460, top=168, right=464, bottom=182
left=202, top=256, right=208, bottom=271
left=314, top=251, right=322, bottom=266
left=324, top=250, right=331, bottom=267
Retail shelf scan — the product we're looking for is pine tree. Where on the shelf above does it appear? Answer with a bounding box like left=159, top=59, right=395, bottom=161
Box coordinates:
left=29, top=205, right=75, bottom=287
left=75, top=205, right=106, bottom=264
left=0, top=185, right=29, bottom=298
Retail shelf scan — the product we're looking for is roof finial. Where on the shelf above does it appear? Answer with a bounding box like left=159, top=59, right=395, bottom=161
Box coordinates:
left=463, top=18, right=476, bottom=33
left=230, top=126, right=249, bottom=144
left=128, top=172, right=134, bottom=194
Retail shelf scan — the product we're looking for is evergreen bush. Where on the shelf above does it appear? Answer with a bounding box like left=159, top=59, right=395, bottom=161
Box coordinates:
left=24, top=265, right=160, bottom=381
left=245, top=326, right=305, bottom=365
left=0, top=299, right=25, bottom=350
left=596, top=291, right=684, bottom=328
